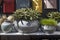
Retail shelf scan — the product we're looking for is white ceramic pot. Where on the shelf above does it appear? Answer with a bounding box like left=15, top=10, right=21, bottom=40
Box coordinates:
left=57, top=22, right=60, bottom=30
left=13, top=20, right=39, bottom=33
left=42, top=25, right=56, bottom=33
left=1, top=22, right=13, bottom=33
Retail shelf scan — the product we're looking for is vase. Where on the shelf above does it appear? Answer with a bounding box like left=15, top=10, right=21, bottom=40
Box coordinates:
left=57, top=22, right=60, bottom=31
left=1, top=21, right=13, bottom=33
left=13, top=20, right=39, bottom=33
left=42, top=25, right=56, bottom=33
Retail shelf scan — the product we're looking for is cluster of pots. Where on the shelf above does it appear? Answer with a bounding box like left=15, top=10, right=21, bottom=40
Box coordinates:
left=1, top=20, right=60, bottom=33
left=1, top=20, right=39, bottom=33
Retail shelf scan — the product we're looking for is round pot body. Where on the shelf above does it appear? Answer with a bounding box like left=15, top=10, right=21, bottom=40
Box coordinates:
left=14, top=20, right=39, bottom=33
left=57, top=22, right=60, bottom=31
left=1, top=22, right=13, bottom=33
left=42, top=25, right=56, bottom=33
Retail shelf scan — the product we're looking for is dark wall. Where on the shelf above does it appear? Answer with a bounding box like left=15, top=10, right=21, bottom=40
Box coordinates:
left=0, top=0, right=3, bottom=14
left=59, top=0, right=60, bottom=11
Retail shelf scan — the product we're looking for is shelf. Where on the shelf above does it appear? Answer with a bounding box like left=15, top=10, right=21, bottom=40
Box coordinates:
left=0, top=31, right=60, bottom=35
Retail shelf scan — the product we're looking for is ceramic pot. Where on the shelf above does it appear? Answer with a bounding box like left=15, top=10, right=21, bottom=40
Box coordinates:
left=42, top=25, right=56, bottom=33
left=13, top=20, right=39, bottom=33
left=57, top=22, right=60, bottom=31
left=1, top=21, right=13, bottom=33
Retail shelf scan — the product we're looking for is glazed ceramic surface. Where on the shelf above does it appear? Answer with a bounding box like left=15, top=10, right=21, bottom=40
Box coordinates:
left=42, top=25, right=56, bottom=33
left=13, top=20, right=39, bottom=33
left=1, top=22, right=13, bottom=33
